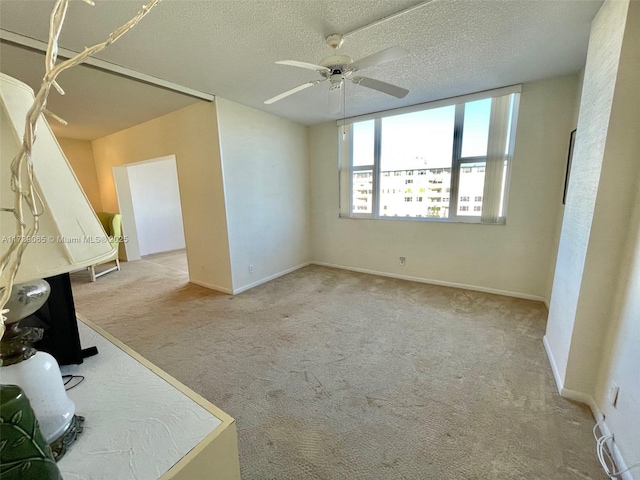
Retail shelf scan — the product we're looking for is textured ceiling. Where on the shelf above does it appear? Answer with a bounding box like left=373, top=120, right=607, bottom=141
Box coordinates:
left=0, top=43, right=199, bottom=140
left=0, top=0, right=602, bottom=140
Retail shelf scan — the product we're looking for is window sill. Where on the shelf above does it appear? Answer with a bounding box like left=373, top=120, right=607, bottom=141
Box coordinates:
left=339, top=214, right=506, bottom=225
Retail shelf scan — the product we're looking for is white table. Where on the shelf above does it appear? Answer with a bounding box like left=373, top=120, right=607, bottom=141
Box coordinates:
left=59, top=316, right=241, bottom=480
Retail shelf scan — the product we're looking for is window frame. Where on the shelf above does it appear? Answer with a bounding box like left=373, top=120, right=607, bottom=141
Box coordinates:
left=338, top=85, right=521, bottom=224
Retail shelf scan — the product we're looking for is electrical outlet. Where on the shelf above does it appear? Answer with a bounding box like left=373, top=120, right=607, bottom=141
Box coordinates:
left=399, top=257, right=406, bottom=266
left=608, top=383, right=619, bottom=407
left=249, top=264, right=254, bottom=274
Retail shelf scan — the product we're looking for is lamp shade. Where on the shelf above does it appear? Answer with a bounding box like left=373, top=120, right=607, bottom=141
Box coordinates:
left=0, top=73, right=115, bottom=283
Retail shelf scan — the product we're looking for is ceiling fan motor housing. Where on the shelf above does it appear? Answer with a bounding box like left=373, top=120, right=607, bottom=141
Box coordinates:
left=319, top=54, right=353, bottom=70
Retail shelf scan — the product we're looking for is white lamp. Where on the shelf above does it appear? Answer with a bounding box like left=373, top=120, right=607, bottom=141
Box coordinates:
left=0, top=72, right=116, bottom=458
left=0, top=1, right=160, bottom=464
left=0, top=74, right=117, bottom=279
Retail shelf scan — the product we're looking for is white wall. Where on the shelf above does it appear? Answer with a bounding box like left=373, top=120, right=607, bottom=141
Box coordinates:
left=544, top=68, right=585, bottom=303
left=127, top=156, right=186, bottom=256
left=309, top=75, right=578, bottom=301
left=544, top=0, right=639, bottom=473
left=545, top=0, right=630, bottom=392
left=215, top=98, right=310, bottom=293
left=595, top=169, right=640, bottom=475
left=113, top=165, right=140, bottom=261
left=593, top=1, right=640, bottom=471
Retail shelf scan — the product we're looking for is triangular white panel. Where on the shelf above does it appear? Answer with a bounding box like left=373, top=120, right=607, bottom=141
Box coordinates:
left=0, top=73, right=115, bottom=282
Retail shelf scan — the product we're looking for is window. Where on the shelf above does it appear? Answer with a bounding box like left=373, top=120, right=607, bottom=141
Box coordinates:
left=339, top=86, right=520, bottom=223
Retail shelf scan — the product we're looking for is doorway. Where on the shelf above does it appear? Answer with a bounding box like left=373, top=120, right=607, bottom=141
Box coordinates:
left=113, top=155, right=186, bottom=267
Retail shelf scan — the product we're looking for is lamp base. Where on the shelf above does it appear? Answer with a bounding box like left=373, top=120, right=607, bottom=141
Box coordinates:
left=1, top=280, right=83, bottom=461
left=50, top=414, right=85, bottom=461
left=0, top=385, right=63, bottom=480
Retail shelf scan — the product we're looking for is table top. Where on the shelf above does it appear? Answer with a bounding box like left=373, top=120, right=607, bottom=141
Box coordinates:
left=59, top=319, right=223, bottom=480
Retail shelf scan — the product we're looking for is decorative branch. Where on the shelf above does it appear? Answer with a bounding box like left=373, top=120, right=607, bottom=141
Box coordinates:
left=0, top=0, right=161, bottom=339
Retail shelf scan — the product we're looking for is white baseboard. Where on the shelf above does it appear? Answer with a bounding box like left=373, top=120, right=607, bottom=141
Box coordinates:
left=232, top=262, right=311, bottom=295
left=311, top=261, right=547, bottom=303
left=193, top=261, right=547, bottom=302
left=542, top=335, right=564, bottom=395
left=560, top=386, right=601, bottom=420
left=542, top=336, right=635, bottom=480
left=542, top=336, right=602, bottom=418
left=593, top=416, right=636, bottom=480
left=189, top=278, right=233, bottom=295
left=559, top=389, right=635, bottom=480
left=142, top=247, right=186, bottom=258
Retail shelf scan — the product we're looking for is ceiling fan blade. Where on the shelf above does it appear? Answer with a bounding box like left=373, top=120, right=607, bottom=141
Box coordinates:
left=350, top=46, right=409, bottom=71
left=276, top=60, right=331, bottom=73
left=328, top=83, right=343, bottom=114
left=352, top=76, right=409, bottom=98
left=264, top=82, right=319, bottom=105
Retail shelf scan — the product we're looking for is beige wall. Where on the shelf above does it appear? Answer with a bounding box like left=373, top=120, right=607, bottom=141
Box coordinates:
left=57, top=137, right=102, bottom=211
left=309, top=75, right=578, bottom=301
left=594, top=165, right=640, bottom=472
left=544, top=68, right=585, bottom=303
left=215, top=98, right=310, bottom=293
left=545, top=0, right=639, bottom=470
left=591, top=0, right=639, bottom=468
left=545, top=0, right=630, bottom=393
left=91, top=101, right=233, bottom=293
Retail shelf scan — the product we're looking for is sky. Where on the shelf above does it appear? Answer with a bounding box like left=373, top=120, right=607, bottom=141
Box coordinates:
left=352, top=98, right=494, bottom=171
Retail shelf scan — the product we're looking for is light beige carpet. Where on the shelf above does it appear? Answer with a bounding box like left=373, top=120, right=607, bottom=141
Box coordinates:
left=70, top=253, right=604, bottom=479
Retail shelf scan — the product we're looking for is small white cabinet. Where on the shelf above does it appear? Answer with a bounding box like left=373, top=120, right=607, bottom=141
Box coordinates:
left=59, top=317, right=241, bottom=480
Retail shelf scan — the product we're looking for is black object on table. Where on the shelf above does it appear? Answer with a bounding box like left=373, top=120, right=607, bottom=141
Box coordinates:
left=21, top=273, right=98, bottom=366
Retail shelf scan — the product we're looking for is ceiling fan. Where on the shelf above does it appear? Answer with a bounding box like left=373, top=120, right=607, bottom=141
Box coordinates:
left=264, top=34, right=410, bottom=113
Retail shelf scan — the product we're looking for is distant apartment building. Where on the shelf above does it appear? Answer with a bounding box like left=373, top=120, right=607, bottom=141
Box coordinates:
left=353, top=163, right=486, bottom=218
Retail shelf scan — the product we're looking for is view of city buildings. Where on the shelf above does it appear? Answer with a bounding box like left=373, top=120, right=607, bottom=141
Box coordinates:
left=348, top=97, right=511, bottom=220
left=352, top=162, right=486, bottom=218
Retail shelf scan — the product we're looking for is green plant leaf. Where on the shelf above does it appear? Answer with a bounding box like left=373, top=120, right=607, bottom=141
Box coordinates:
left=0, top=439, right=7, bottom=451
left=11, top=436, right=27, bottom=448
left=10, top=409, right=23, bottom=424
left=21, top=461, right=32, bottom=472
